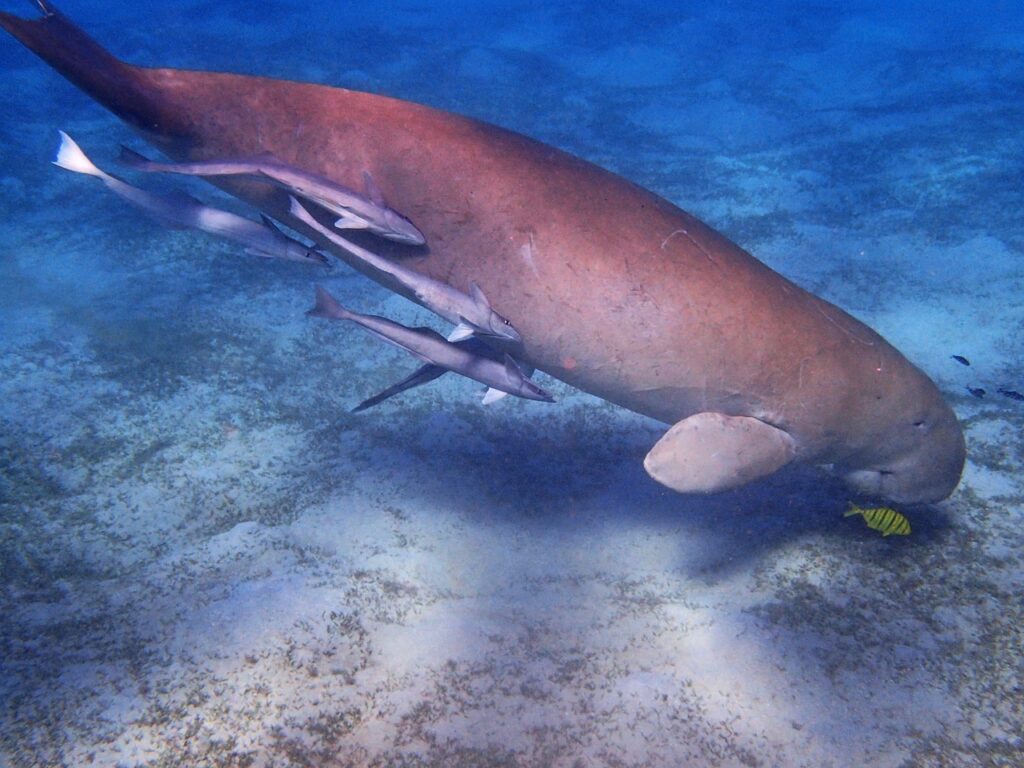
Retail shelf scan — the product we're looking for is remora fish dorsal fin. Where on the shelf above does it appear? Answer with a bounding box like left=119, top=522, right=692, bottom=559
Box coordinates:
left=469, top=281, right=491, bottom=310
left=362, top=171, right=386, bottom=206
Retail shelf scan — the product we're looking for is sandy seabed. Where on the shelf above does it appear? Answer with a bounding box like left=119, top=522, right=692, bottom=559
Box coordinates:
left=1, top=1, right=1022, bottom=766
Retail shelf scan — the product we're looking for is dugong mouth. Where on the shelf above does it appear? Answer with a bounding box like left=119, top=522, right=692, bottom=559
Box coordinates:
left=842, top=388, right=967, bottom=505
left=842, top=468, right=924, bottom=504
left=843, top=446, right=965, bottom=504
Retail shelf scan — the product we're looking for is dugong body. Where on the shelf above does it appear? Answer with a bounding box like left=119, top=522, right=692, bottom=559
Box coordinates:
left=0, top=4, right=965, bottom=503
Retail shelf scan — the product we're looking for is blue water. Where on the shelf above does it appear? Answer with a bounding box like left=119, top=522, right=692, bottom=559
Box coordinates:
left=1, top=1, right=1022, bottom=765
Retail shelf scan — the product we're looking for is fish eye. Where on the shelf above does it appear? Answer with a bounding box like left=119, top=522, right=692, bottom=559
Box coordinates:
left=503, top=319, right=512, bottom=326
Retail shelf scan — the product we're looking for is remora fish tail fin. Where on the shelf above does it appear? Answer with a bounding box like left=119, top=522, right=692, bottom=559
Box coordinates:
left=469, top=282, right=491, bottom=310
left=289, top=195, right=343, bottom=244
left=288, top=195, right=319, bottom=224
left=52, top=131, right=104, bottom=178
left=0, top=4, right=190, bottom=138
left=307, top=285, right=348, bottom=320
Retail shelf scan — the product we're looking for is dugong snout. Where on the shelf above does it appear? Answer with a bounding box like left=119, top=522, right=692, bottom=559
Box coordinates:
left=842, top=398, right=966, bottom=504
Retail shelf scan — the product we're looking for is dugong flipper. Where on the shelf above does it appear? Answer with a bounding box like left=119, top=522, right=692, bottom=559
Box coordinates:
left=0, top=4, right=966, bottom=504
left=644, top=413, right=797, bottom=494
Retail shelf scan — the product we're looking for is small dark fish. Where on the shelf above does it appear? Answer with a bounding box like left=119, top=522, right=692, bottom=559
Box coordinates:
left=844, top=502, right=911, bottom=537
left=967, top=386, right=986, bottom=399
left=951, top=355, right=970, bottom=366
left=998, top=388, right=1024, bottom=402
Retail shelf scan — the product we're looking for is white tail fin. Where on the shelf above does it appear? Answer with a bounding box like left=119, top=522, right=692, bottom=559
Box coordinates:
left=52, top=131, right=105, bottom=178
left=288, top=194, right=311, bottom=221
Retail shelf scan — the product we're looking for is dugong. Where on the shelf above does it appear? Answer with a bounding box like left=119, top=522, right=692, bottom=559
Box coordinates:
left=0, top=3, right=966, bottom=503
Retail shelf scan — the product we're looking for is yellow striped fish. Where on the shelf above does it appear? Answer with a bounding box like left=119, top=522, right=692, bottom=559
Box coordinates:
left=844, top=502, right=911, bottom=536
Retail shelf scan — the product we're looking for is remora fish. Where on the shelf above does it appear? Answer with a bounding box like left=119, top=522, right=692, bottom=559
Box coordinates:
left=290, top=196, right=521, bottom=344
left=353, top=336, right=529, bottom=412
left=307, top=286, right=553, bottom=404
left=53, top=132, right=328, bottom=266
left=119, top=146, right=426, bottom=246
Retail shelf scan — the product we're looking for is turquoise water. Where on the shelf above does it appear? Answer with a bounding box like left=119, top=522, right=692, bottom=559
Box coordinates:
left=1, top=1, right=1022, bottom=765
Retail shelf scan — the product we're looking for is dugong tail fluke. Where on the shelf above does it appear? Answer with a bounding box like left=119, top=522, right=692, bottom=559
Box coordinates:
left=0, top=4, right=190, bottom=140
